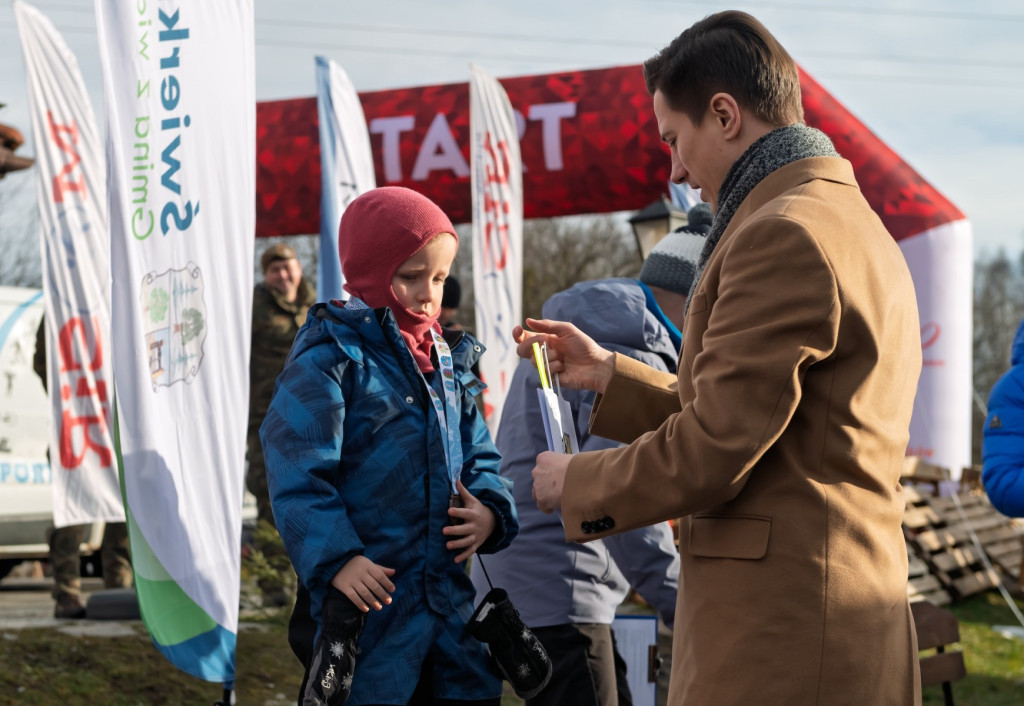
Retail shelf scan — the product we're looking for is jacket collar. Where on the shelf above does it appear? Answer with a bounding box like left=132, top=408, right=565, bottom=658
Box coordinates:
left=709, top=156, right=857, bottom=258
left=735, top=156, right=857, bottom=220
left=308, top=300, right=486, bottom=372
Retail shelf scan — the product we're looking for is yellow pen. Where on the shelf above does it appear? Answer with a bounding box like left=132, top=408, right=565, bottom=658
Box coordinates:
left=532, top=341, right=550, bottom=390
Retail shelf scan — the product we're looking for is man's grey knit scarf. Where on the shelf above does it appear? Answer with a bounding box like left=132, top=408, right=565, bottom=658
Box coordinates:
left=685, top=124, right=839, bottom=312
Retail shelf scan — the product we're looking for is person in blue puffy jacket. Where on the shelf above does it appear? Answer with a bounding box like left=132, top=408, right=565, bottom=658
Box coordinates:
left=983, top=317, right=1024, bottom=517
left=260, top=186, right=518, bottom=706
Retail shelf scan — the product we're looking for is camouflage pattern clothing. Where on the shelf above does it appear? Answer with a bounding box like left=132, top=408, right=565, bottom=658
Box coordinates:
left=247, top=278, right=315, bottom=604
left=247, top=277, right=316, bottom=527
left=50, top=522, right=132, bottom=600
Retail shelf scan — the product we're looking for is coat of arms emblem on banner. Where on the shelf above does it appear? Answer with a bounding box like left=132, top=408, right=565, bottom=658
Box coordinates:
left=139, top=263, right=206, bottom=390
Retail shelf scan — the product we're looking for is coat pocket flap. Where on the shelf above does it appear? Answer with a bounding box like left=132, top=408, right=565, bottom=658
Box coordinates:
left=688, top=515, right=771, bottom=560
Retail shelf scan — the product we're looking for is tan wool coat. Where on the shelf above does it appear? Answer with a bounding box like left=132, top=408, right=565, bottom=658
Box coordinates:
left=563, top=157, right=923, bottom=705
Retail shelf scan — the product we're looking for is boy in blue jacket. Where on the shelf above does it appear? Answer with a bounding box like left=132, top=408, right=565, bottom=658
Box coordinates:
left=261, top=186, right=518, bottom=705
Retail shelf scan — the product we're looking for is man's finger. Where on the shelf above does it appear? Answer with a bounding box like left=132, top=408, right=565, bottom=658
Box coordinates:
left=516, top=332, right=548, bottom=360
left=523, top=317, right=557, bottom=333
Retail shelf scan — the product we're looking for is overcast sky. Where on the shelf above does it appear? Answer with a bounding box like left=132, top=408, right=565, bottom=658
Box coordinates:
left=1, top=0, right=1022, bottom=257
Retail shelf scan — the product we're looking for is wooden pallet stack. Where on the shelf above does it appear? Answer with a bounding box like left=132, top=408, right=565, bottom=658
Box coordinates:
left=906, top=538, right=951, bottom=605
left=902, top=480, right=1022, bottom=601
left=903, top=484, right=954, bottom=605
left=926, top=493, right=1022, bottom=590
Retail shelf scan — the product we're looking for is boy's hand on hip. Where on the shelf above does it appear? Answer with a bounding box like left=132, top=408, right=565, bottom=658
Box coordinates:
left=330, top=555, right=396, bottom=612
left=443, top=479, right=497, bottom=563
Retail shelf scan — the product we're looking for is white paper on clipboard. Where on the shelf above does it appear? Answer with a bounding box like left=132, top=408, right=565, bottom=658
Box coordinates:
left=537, top=387, right=580, bottom=455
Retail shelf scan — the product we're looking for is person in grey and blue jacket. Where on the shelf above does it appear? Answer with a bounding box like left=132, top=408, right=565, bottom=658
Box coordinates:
left=470, top=213, right=707, bottom=706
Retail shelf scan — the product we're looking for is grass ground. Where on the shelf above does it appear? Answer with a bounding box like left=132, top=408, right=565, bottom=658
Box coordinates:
left=922, top=592, right=1024, bottom=705
left=0, top=605, right=297, bottom=705
left=0, top=592, right=1021, bottom=705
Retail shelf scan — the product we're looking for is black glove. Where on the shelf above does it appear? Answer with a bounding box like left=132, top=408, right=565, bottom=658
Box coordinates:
left=302, top=587, right=365, bottom=706
left=468, top=588, right=552, bottom=699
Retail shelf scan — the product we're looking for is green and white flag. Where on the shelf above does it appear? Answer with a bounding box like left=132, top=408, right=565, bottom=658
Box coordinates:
left=95, top=0, right=255, bottom=683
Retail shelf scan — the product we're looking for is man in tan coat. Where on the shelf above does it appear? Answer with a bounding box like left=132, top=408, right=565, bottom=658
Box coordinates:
left=517, top=11, right=923, bottom=705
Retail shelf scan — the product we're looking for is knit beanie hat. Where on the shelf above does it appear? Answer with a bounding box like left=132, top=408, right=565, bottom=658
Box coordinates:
left=339, top=186, right=458, bottom=372
left=639, top=204, right=711, bottom=296
left=684, top=202, right=713, bottom=234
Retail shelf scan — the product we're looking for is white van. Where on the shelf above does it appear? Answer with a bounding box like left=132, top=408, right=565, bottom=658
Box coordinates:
left=0, top=286, right=256, bottom=581
left=0, top=286, right=104, bottom=579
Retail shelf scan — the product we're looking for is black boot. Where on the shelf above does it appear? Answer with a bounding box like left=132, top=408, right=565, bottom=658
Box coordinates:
left=468, top=588, right=552, bottom=699
left=302, top=587, right=365, bottom=706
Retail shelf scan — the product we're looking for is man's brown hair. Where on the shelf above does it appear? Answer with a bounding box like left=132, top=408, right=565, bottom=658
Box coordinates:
left=643, top=11, right=803, bottom=127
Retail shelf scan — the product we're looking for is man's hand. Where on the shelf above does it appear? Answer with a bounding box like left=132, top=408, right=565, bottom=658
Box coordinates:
left=443, top=479, right=497, bottom=563
left=532, top=451, right=572, bottom=514
left=330, top=555, right=396, bottom=612
left=512, top=318, right=616, bottom=394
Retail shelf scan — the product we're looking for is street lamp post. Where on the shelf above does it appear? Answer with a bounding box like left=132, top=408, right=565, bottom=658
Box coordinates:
left=0, top=109, right=34, bottom=180
left=628, top=196, right=688, bottom=261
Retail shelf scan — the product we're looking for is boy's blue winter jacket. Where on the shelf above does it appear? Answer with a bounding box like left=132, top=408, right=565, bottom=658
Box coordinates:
left=983, top=317, right=1024, bottom=517
left=260, top=300, right=517, bottom=701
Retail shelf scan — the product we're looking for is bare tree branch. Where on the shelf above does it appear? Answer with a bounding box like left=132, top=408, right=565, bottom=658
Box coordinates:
left=0, top=170, right=42, bottom=288
left=449, top=215, right=640, bottom=332
left=972, top=245, right=1024, bottom=462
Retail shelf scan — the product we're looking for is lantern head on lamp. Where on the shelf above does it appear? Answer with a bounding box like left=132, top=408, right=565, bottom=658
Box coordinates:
left=0, top=106, right=34, bottom=180
left=628, top=196, right=688, bottom=261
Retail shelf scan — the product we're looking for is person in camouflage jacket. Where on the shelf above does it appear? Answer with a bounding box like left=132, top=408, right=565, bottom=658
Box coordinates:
left=248, top=243, right=316, bottom=604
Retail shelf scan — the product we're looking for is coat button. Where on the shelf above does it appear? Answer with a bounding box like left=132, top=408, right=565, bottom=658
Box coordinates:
left=363, top=316, right=371, bottom=323
left=405, top=396, right=414, bottom=404
left=603, top=517, right=615, bottom=530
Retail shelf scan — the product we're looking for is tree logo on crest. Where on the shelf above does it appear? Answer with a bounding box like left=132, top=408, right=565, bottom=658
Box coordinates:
left=139, top=262, right=206, bottom=390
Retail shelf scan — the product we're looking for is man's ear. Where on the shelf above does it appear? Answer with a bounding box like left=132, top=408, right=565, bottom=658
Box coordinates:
left=709, top=93, right=742, bottom=140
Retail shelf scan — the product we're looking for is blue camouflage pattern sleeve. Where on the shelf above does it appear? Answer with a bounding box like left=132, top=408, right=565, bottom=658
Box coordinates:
left=458, top=372, right=518, bottom=553
left=260, top=340, right=364, bottom=593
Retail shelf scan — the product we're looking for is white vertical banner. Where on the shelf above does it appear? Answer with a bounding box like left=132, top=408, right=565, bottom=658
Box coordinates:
left=95, top=0, right=254, bottom=683
left=900, top=219, right=974, bottom=478
left=14, top=0, right=123, bottom=527
left=470, top=64, right=523, bottom=433
left=315, top=55, right=376, bottom=301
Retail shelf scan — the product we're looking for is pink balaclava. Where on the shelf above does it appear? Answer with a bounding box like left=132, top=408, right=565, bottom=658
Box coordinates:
left=339, top=186, right=458, bottom=373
